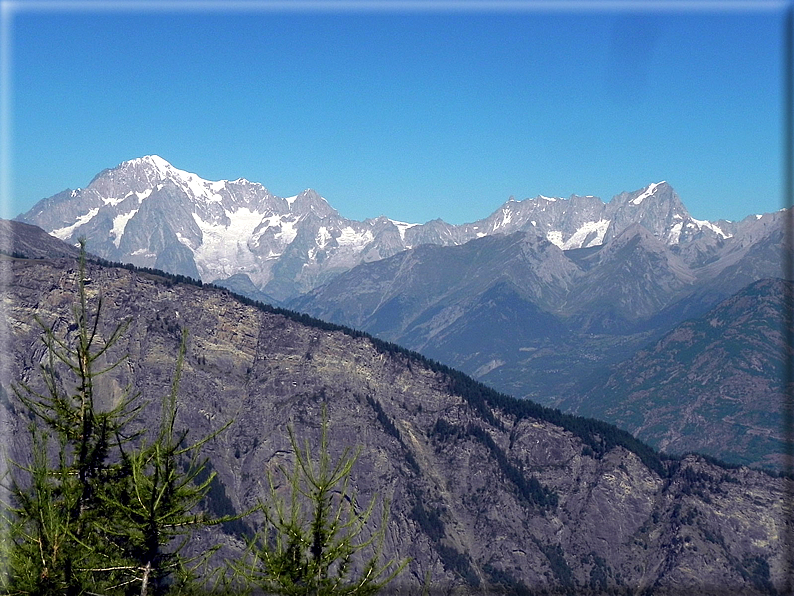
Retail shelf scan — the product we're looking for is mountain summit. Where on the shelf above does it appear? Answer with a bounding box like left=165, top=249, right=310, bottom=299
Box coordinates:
left=18, top=157, right=745, bottom=303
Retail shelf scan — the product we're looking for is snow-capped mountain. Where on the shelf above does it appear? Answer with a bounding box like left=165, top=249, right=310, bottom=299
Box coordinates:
left=20, top=156, right=424, bottom=301
left=290, top=202, right=786, bottom=421
left=16, top=156, right=754, bottom=303
left=460, top=180, right=733, bottom=251
left=13, top=157, right=790, bottom=469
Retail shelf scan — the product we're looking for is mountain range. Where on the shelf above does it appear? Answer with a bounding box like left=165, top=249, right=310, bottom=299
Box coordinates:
left=18, top=155, right=766, bottom=305
left=0, top=240, right=788, bottom=594
left=562, top=277, right=790, bottom=469
left=15, top=157, right=789, bottom=468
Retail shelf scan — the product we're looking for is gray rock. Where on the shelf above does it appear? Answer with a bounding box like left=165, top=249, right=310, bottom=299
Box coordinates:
left=16, top=157, right=757, bottom=306
left=1, top=252, right=788, bottom=594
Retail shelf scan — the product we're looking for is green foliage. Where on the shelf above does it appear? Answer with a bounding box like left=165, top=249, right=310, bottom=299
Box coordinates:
left=431, top=418, right=461, bottom=443
left=365, top=396, right=400, bottom=443
left=195, top=461, right=251, bottom=538
left=588, top=555, right=609, bottom=591
left=99, top=329, right=233, bottom=595
left=232, top=407, right=408, bottom=595
left=4, top=244, right=141, bottom=595
left=3, top=243, right=230, bottom=596
left=405, top=486, right=479, bottom=586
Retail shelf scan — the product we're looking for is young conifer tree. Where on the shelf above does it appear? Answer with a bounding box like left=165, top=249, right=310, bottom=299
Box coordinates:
left=100, top=328, right=232, bottom=596
left=3, top=243, right=232, bottom=595
left=5, top=242, right=140, bottom=595
left=232, top=406, right=409, bottom=596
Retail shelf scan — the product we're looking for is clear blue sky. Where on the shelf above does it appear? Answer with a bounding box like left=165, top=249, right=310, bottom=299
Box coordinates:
left=3, top=1, right=789, bottom=224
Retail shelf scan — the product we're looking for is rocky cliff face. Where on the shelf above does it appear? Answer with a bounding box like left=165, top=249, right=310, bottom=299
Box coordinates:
left=2, top=250, right=788, bottom=594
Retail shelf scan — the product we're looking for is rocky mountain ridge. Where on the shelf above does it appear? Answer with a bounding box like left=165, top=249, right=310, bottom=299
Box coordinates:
left=17, top=156, right=758, bottom=304
left=1, top=244, right=788, bottom=594
left=289, top=208, right=784, bottom=377
left=14, top=158, right=788, bottom=469
left=288, top=209, right=787, bottom=468
left=562, top=277, right=790, bottom=470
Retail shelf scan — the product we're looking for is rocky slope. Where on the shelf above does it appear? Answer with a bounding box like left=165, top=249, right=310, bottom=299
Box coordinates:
left=562, top=278, right=790, bottom=469
left=289, top=207, right=788, bottom=468
left=12, top=158, right=788, bottom=473
left=1, top=244, right=788, bottom=594
left=290, top=213, right=784, bottom=374
left=0, top=218, right=81, bottom=259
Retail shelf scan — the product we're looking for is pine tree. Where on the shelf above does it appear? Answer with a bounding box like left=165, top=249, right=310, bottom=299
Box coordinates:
left=232, top=406, right=408, bottom=596
left=4, top=243, right=140, bottom=595
left=3, top=243, right=232, bottom=595
left=100, top=329, right=232, bottom=596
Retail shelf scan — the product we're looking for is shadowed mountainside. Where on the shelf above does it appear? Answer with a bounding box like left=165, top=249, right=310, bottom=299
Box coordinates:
left=562, top=278, right=790, bottom=469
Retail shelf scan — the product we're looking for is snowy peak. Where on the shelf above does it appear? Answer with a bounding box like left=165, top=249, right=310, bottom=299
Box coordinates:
left=389, top=220, right=420, bottom=242
left=19, top=157, right=335, bottom=296
left=125, top=154, right=172, bottom=177
left=16, top=158, right=769, bottom=304
left=121, top=155, right=204, bottom=185
left=613, top=181, right=676, bottom=208
left=629, top=181, right=667, bottom=206
left=112, top=155, right=238, bottom=205
left=289, top=189, right=337, bottom=219
left=475, top=181, right=731, bottom=253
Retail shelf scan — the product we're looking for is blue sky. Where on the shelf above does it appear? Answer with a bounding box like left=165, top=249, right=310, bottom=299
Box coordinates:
left=3, top=1, right=789, bottom=224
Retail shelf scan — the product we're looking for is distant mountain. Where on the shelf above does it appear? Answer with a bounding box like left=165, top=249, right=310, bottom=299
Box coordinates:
left=562, top=224, right=696, bottom=331
left=16, top=158, right=788, bottom=467
left=18, top=156, right=743, bottom=304
left=290, top=210, right=785, bottom=378
left=562, top=278, right=789, bottom=469
left=289, top=212, right=788, bottom=467
left=291, top=230, right=575, bottom=340
left=2, top=245, right=787, bottom=594
left=285, top=226, right=681, bottom=404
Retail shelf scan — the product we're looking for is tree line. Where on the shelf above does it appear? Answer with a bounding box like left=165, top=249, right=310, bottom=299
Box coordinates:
left=84, top=254, right=674, bottom=477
